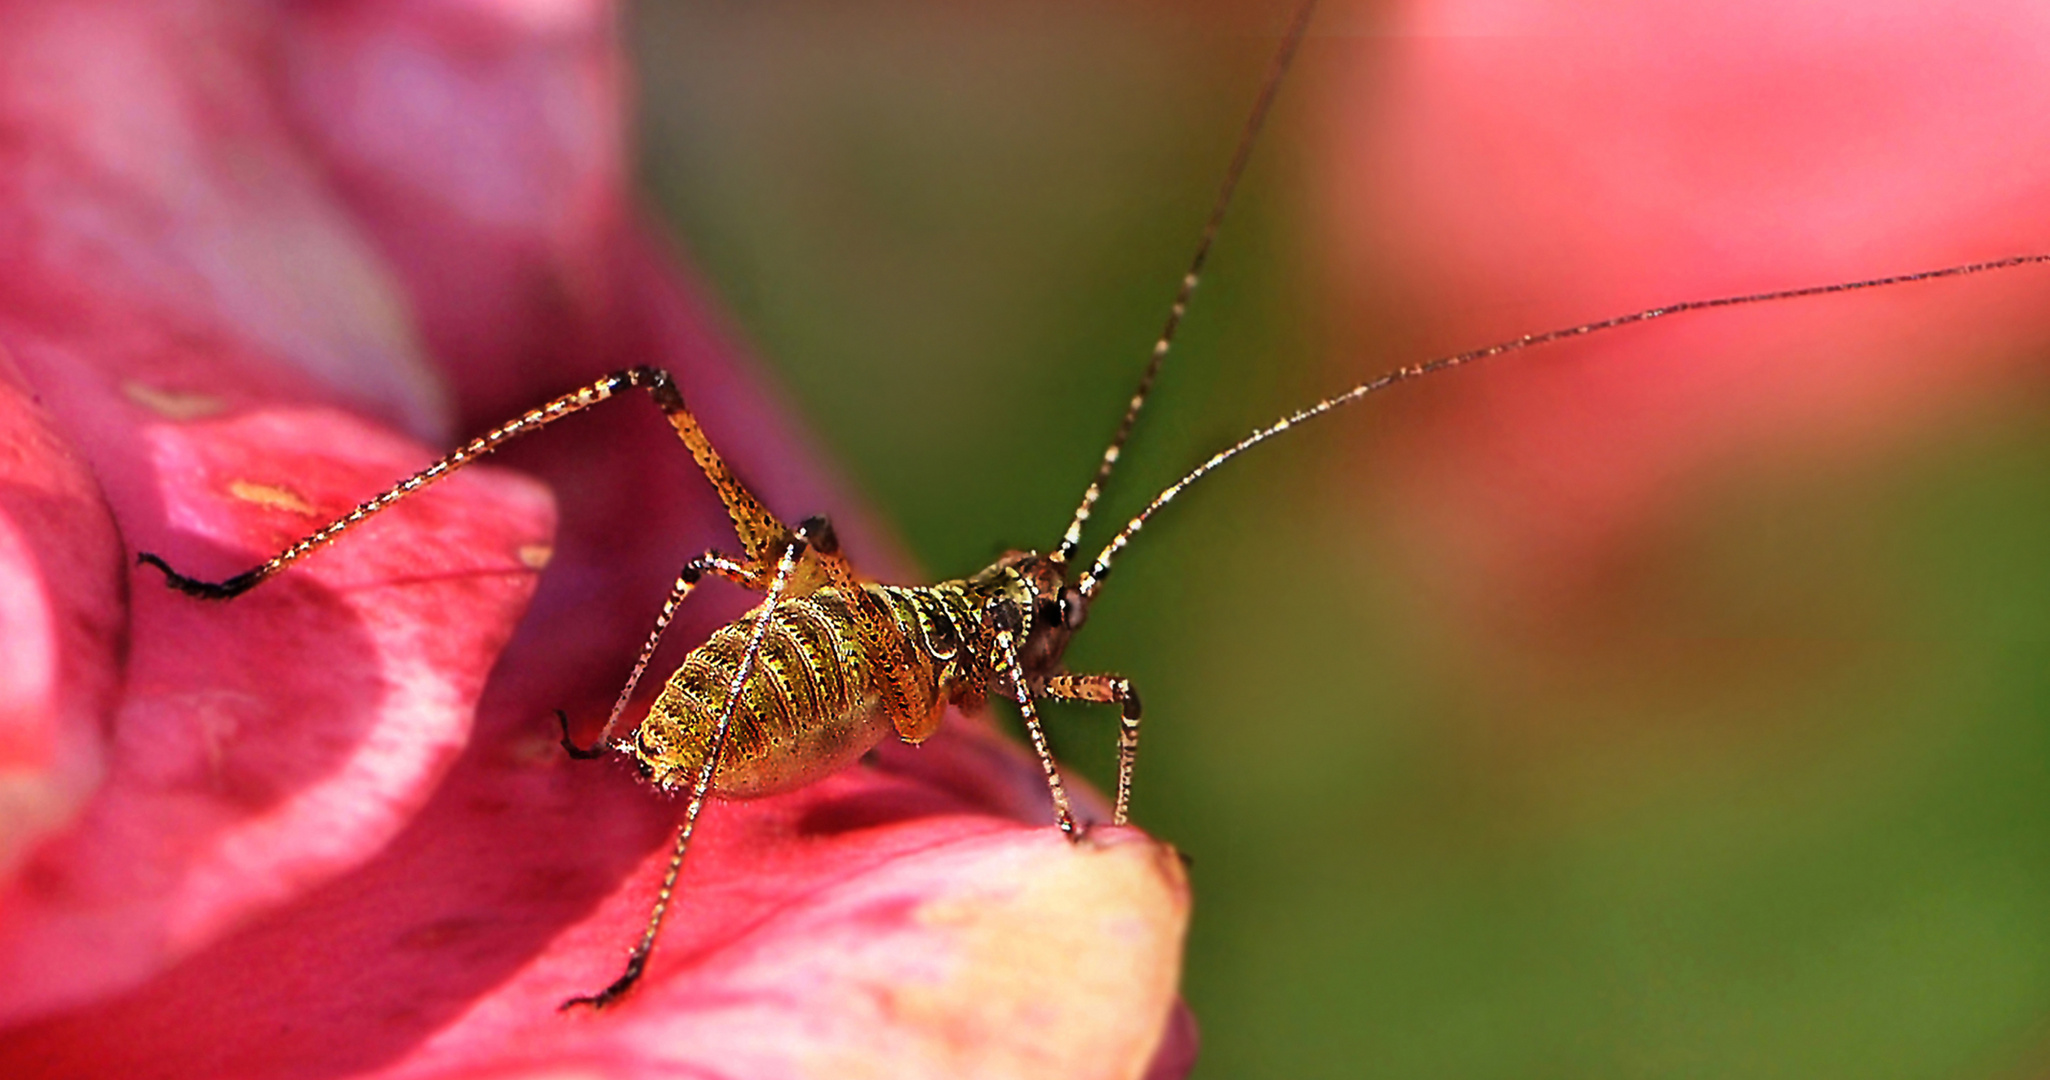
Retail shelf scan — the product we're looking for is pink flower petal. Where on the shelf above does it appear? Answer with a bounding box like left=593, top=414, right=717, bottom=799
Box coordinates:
left=0, top=361, right=121, bottom=885
left=0, top=727, right=1187, bottom=1079
left=0, top=0, right=557, bottom=1022
left=0, top=325, right=557, bottom=1023
left=0, top=0, right=1193, bottom=1072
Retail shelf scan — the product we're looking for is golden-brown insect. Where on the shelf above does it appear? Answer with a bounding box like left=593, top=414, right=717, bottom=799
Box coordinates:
left=139, top=0, right=1316, bottom=1013
left=137, top=0, right=2050, bottom=1014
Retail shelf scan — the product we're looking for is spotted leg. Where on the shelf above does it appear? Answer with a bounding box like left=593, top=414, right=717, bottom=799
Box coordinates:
left=138, top=366, right=798, bottom=599
left=993, top=627, right=1079, bottom=839
left=560, top=525, right=816, bottom=1011
left=1042, top=673, right=1143, bottom=826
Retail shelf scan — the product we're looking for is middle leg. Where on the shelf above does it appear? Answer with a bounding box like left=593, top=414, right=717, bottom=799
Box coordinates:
left=560, top=523, right=819, bottom=1010
left=1042, top=673, right=1143, bottom=826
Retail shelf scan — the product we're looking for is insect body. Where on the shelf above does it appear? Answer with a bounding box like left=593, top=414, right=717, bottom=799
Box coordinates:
left=625, top=555, right=1102, bottom=798
left=136, top=0, right=2050, bottom=1015
left=141, top=361, right=1127, bottom=1010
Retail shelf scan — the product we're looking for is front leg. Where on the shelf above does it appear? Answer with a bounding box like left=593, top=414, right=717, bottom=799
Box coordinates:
left=992, top=626, right=1079, bottom=839
left=1042, top=673, right=1143, bottom=827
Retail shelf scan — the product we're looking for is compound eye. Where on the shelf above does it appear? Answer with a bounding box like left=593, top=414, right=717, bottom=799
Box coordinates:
left=1036, top=598, right=1062, bottom=629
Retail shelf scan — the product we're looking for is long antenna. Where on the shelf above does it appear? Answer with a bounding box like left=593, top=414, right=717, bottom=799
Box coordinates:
left=1077, top=253, right=2050, bottom=597
left=1054, top=0, right=1319, bottom=565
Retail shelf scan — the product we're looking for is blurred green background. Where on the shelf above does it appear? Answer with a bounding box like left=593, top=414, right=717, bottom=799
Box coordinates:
left=631, top=3, right=2050, bottom=1077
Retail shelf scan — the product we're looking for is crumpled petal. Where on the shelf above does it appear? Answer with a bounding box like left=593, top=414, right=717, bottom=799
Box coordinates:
left=0, top=0, right=1192, bottom=1074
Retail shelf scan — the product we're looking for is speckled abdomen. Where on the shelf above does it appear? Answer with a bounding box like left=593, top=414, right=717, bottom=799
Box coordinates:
left=632, top=588, right=906, bottom=797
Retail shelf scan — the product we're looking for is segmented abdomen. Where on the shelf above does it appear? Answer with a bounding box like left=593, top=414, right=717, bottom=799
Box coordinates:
left=631, top=584, right=968, bottom=797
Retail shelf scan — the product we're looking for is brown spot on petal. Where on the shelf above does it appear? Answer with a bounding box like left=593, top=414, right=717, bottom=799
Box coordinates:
left=503, top=731, right=564, bottom=767
left=122, top=382, right=227, bottom=420
left=228, top=480, right=316, bottom=516
left=392, top=916, right=488, bottom=952
left=517, top=543, right=554, bottom=569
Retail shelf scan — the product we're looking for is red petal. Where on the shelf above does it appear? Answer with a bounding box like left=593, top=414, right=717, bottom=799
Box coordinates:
left=0, top=725, right=1189, bottom=1079
left=0, top=0, right=1193, bottom=1071
left=0, top=346, right=555, bottom=1025
left=0, top=360, right=121, bottom=891
left=0, top=0, right=557, bottom=1022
